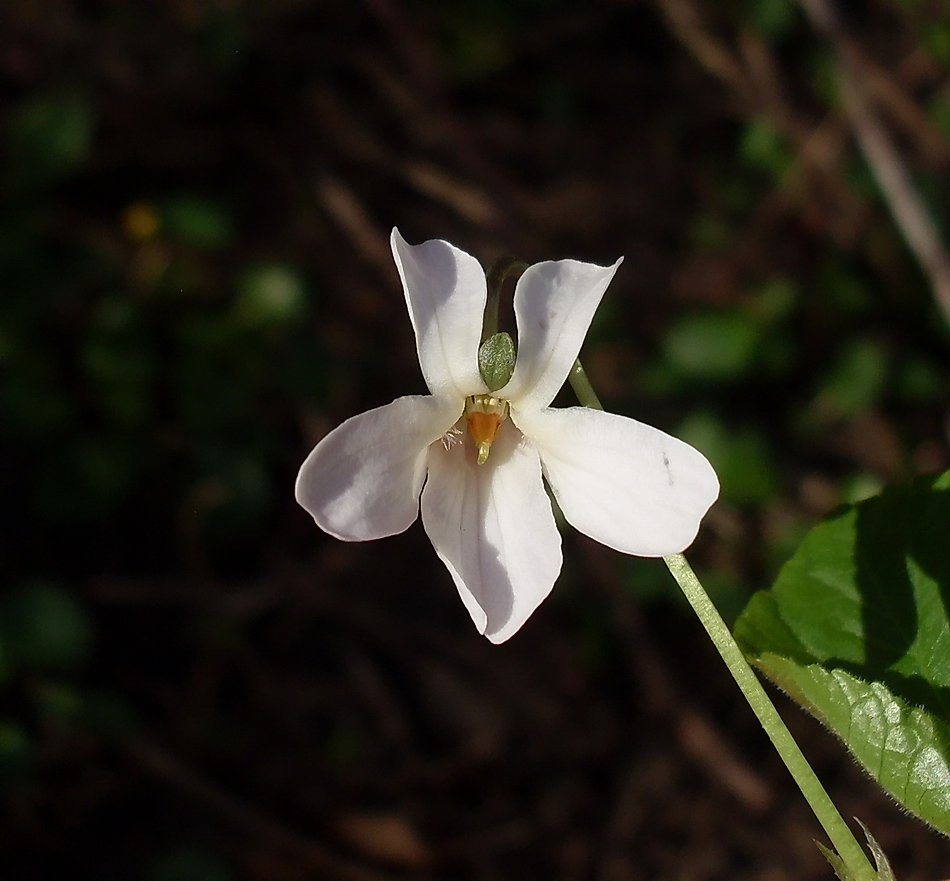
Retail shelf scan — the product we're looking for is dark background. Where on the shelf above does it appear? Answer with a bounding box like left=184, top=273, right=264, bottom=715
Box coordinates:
left=2, top=0, right=950, bottom=878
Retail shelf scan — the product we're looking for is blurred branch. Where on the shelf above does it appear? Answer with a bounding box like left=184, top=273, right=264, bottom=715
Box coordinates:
left=799, top=0, right=950, bottom=327
left=311, top=86, right=500, bottom=226
left=316, top=173, right=393, bottom=276
left=652, top=0, right=863, bottom=246
left=125, top=736, right=391, bottom=881
left=653, top=0, right=753, bottom=101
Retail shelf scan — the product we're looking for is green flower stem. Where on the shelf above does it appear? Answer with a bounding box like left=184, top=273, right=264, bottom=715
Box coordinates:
left=664, top=554, right=875, bottom=881
left=484, top=257, right=528, bottom=343
left=567, top=359, right=601, bottom=411
left=568, top=358, right=876, bottom=881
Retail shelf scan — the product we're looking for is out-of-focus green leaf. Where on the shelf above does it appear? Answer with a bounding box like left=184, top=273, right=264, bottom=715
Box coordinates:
left=150, top=847, right=233, bottom=881
left=35, top=434, right=141, bottom=519
left=81, top=691, right=138, bottom=737
left=234, top=264, right=306, bottom=325
left=282, top=339, right=329, bottom=403
left=735, top=471, right=950, bottom=835
left=33, top=681, right=85, bottom=726
left=435, top=7, right=513, bottom=82
left=925, top=20, right=950, bottom=64
left=7, top=92, right=94, bottom=186
left=753, top=277, right=797, bottom=325
left=1, top=363, right=73, bottom=438
left=0, top=722, right=33, bottom=783
left=899, top=357, right=944, bottom=402
left=82, top=298, right=154, bottom=425
left=663, top=311, right=760, bottom=381
left=740, top=119, right=793, bottom=178
left=929, top=93, right=950, bottom=141
left=200, top=7, right=246, bottom=70
left=620, top=557, right=677, bottom=603
left=689, top=214, right=731, bottom=250
left=818, top=260, right=872, bottom=313
left=162, top=196, right=233, bottom=249
left=677, top=412, right=778, bottom=504
left=746, top=0, right=797, bottom=38
left=199, top=450, right=273, bottom=534
left=0, top=583, right=93, bottom=671
left=816, top=338, right=888, bottom=419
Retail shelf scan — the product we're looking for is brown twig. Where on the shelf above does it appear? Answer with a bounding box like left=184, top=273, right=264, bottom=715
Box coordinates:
left=124, top=736, right=391, bottom=881
left=653, top=0, right=753, bottom=102
left=798, top=0, right=950, bottom=326
left=316, top=174, right=393, bottom=277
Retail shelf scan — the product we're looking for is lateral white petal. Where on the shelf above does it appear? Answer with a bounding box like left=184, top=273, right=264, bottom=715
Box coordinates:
left=420, top=422, right=563, bottom=644
left=391, top=228, right=487, bottom=399
left=514, top=407, right=719, bottom=556
left=500, top=257, right=622, bottom=411
left=296, top=395, right=461, bottom=541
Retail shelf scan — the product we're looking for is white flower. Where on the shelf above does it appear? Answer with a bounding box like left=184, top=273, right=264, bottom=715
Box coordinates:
left=296, top=229, right=719, bottom=643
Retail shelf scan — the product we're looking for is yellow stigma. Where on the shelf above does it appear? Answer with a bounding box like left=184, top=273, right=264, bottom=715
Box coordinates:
left=465, top=394, right=509, bottom=465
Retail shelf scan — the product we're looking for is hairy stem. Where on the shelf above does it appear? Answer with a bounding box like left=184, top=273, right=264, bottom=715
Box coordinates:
left=569, top=357, right=876, bottom=880
left=664, top=553, right=876, bottom=881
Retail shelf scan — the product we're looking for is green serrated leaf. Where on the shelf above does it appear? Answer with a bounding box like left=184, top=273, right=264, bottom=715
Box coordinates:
left=478, top=332, right=515, bottom=391
left=735, top=471, right=950, bottom=835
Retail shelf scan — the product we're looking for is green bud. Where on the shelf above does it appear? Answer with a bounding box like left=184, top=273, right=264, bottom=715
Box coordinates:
left=478, top=332, right=516, bottom=391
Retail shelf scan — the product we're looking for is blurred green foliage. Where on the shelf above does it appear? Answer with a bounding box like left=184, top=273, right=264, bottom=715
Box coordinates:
left=0, top=99, right=326, bottom=530
left=663, top=311, right=762, bottom=381
left=0, top=583, right=93, bottom=672
left=746, top=0, right=798, bottom=38
left=679, top=412, right=780, bottom=506
left=7, top=91, right=94, bottom=189
left=149, top=847, right=234, bottom=881
left=740, top=119, right=794, bottom=179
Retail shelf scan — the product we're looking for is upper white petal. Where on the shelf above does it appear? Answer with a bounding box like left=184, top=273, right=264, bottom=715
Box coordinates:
left=391, top=228, right=488, bottom=400
left=513, top=406, right=719, bottom=556
left=499, top=256, right=622, bottom=411
left=420, top=422, right=563, bottom=644
left=296, top=395, right=461, bottom=541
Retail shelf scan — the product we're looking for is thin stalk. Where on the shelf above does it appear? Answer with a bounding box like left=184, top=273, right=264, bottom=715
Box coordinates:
left=484, top=257, right=528, bottom=343
left=664, top=553, right=875, bottom=881
left=568, top=359, right=601, bottom=410
left=568, top=357, right=876, bottom=881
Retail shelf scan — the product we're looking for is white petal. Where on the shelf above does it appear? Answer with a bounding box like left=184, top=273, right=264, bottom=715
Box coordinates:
left=513, top=406, right=719, bottom=556
left=420, top=421, right=562, bottom=644
left=296, top=395, right=461, bottom=541
left=391, top=228, right=488, bottom=399
left=499, top=257, right=622, bottom=410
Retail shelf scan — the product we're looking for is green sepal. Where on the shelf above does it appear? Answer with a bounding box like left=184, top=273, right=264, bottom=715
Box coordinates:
left=817, top=821, right=895, bottom=881
left=478, top=332, right=515, bottom=391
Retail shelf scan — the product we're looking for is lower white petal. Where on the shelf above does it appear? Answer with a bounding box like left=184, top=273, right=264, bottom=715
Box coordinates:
left=296, top=395, right=461, bottom=541
left=421, top=422, right=563, bottom=644
left=513, top=406, right=719, bottom=556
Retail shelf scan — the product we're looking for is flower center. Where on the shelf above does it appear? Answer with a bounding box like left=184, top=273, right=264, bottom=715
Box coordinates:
left=464, top=394, right=510, bottom=465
